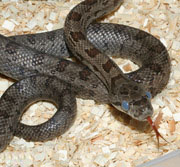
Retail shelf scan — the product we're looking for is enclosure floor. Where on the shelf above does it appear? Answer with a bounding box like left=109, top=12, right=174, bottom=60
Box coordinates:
left=0, top=0, right=179, bottom=167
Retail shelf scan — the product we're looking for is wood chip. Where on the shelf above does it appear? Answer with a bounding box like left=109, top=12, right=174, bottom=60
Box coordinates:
left=123, top=63, right=132, bottom=72
left=168, top=119, right=176, bottom=134
left=2, top=20, right=15, bottom=31
left=173, top=113, right=180, bottom=122
left=154, top=112, right=163, bottom=129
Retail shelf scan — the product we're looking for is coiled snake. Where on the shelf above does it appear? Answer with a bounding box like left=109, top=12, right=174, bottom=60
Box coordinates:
left=0, top=0, right=170, bottom=152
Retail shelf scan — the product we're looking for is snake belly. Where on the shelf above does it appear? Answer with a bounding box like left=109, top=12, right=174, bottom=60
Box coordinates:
left=0, top=0, right=170, bottom=152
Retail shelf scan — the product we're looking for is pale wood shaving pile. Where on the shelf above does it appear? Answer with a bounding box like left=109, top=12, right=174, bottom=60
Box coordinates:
left=0, top=0, right=179, bottom=166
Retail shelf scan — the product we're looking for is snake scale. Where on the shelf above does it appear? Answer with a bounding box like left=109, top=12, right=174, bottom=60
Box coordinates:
left=0, top=0, right=170, bottom=152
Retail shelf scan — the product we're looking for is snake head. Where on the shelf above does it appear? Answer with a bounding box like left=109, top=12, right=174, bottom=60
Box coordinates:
left=111, top=80, right=168, bottom=147
left=111, top=81, right=153, bottom=121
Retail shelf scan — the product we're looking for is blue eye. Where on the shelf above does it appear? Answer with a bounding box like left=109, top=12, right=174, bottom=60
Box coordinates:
left=122, top=100, right=129, bottom=111
left=146, top=92, right=152, bottom=99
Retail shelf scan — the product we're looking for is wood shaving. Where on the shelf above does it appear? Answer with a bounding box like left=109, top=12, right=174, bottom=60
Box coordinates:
left=168, top=119, right=176, bottom=134
left=123, top=63, right=132, bottom=72
left=154, top=112, right=163, bottom=129
left=173, top=113, right=180, bottom=122
left=0, top=0, right=180, bottom=167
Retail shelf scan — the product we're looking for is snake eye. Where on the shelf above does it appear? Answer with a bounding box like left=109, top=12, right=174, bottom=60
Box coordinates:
left=122, top=100, right=129, bottom=111
left=145, top=92, right=152, bottom=99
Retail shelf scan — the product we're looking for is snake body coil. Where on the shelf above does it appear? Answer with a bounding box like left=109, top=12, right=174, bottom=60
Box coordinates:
left=0, top=0, right=170, bottom=152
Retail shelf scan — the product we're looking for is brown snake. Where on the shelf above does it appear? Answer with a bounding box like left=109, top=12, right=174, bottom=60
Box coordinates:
left=0, top=0, right=170, bottom=152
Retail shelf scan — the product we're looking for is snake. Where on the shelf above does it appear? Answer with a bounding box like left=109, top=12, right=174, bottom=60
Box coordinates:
left=0, top=0, right=170, bottom=152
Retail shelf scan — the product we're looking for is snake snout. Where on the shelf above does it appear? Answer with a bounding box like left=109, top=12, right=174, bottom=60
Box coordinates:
left=131, top=98, right=153, bottom=121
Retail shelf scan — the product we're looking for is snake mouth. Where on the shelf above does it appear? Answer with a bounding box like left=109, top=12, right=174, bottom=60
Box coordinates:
left=147, top=116, right=168, bottom=148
